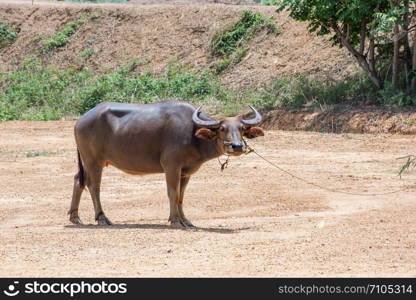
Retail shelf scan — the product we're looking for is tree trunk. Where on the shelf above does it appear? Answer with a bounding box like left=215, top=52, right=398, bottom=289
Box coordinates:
left=411, top=29, right=416, bottom=94
left=392, top=23, right=400, bottom=90
left=330, top=22, right=383, bottom=89
left=369, top=24, right=376, bottom=74
left=402, top=0, right=412, bottom=79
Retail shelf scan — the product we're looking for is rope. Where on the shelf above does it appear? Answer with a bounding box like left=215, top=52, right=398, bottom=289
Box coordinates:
left=243, top=140, right=412, bottom=197
left=218, top=155, right=230, bottom=172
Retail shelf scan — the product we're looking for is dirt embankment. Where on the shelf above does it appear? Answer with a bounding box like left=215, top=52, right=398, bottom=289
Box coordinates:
left=262, top=108, right=416, bottom=134
left=0, top=1, right=356, bottom=89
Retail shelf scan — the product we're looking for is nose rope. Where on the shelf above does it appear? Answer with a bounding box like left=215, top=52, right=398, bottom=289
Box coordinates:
left=242, top=138, right=412, bottom=196
left=218, top=155, right=230, bottom=172
left=218, top=139, right=248, bottom=172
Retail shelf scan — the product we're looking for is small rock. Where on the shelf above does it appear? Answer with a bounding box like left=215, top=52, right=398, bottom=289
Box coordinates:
left=316, top=220, right=325, bottom=229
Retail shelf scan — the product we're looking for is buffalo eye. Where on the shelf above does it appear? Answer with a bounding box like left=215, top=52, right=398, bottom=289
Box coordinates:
left=219, top=126, right=225, bottom=132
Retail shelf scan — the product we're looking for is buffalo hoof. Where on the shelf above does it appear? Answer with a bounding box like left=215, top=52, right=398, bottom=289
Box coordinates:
left=170, top=220, right=186, bottom=229
left=182, top=220, right=196, bottom=228
left=70, top=216, right=83, bottom=225
left=170, top=219, right=195, bottom=229
left=97, top=215, right=113, bottom=226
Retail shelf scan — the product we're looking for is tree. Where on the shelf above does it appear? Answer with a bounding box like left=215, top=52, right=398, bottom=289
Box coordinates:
left=278, top=0, right=416, bottom=95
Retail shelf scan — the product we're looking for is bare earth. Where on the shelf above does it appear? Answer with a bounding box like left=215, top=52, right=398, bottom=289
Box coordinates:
left=0, top=121, right=415, bottom=277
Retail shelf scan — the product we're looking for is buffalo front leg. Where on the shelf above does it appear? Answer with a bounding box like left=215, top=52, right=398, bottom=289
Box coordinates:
left=164, top=167, right=189, bottom=228
left=68, top=172, right=84, bottom=224
left=85, top=164, right=112, bottom=226
left=178, top=176, right=194, bottom=228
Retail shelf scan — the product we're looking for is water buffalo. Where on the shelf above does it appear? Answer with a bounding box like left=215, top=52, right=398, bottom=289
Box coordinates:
left=68, top=101, right=264, bottom=228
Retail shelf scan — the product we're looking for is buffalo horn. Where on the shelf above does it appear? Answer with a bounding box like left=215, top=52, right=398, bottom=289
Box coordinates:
left=192, top=106, right=221, bottom=128
left=242, top=105, right=262, bottom=126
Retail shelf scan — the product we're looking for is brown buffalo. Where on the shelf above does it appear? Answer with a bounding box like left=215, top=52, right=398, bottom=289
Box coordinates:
left=68, top=101, right=264, bottom=228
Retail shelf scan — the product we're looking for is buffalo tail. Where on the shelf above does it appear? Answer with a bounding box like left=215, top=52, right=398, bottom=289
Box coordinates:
left=77, top=149, right=85, bottom=189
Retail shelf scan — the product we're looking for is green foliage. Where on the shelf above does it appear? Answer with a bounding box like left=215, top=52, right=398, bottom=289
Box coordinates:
left=211, top=10, right=279, bottom=73
left=0, top=57, right=89, bottom=121
left=378, top=87, right=415, bottom=107
left=88, top=12, right=103, bottom=20
left=78, top=63, right=227, bottom=113
left=251, top=75, right=373, bottom=110
left=398, top=155, right=416, bottom=178
left=0, top=22, right=18, bottom=48
left=1, top=58, right=414, bottom=121
left=212, top=10, right=278, bottom=57
left=44, top=19, right=84, bottom=51
left=277, top=0, right=390, bottom=47
left=80, top=48, right=94, bottom=59
left=213, top=47, right=248, bottom=75
left=63, top=0, right=128, bottom=2
left=253, top=0, right=279, bottom=6
left=0, top=58, right=227, bottom=120
left=25, top=150, right=60, bottom=158
left=277, top=0, right=416, bottom=96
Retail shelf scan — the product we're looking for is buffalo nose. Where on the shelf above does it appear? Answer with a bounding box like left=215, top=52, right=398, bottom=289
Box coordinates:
left=231, top=143, right=243, bottom=151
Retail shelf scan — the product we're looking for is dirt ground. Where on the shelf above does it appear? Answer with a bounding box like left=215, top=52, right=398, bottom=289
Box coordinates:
left=0, top=121, right=415, bottom=277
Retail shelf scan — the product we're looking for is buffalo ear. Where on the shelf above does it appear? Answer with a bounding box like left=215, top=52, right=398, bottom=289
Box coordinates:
left=244, top=127, right=264, bottom=139
left=195, top=128, right=217, bottom=140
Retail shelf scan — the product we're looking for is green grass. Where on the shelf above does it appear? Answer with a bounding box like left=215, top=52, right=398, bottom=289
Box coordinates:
left=88, top=12, right=103, bottom=20
left=0, top=57, right=414, bottom=122
left=0, top=149, right=62, bottom=159
left=60, top=0, right=128, bottom=3
left=251, top=75, right=376, bottom=110
left=212, top=10, right=278, bottom=57
left=80, top=48, right=94, bottom=59
left=0, top=58, right=228, bottom=121
left=253, top=0, right=280, bottom=5
left=211, top=10, right=279, bottom=74
left=44, top=19, right=84, bottom=51
left=25, top=150, right=60, bottom=158
left=0, top=22, right=18, bottom=49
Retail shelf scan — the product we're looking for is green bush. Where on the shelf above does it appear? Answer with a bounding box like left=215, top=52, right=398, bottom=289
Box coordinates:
left=212, top=10, right=278, bottom=57
left=0, top=59, right=228, bottom=120
left=1, top=58, right=414, bottom=121
left=80, top=48, right=94, bottom=59
left=253, top=0, right=279, bottom=5
left=44, top=19, right=84, bottom=51
left=211, top=10, right=279, bottom=73
left=78, top=64, right=227, bottom=113
left=63, top=0, right=128, bottom=3
left=0, top=57, right=90, bottom=120
left=252, top=75, right=372, bottom=110
left=0, top=22, right=18, bottom=49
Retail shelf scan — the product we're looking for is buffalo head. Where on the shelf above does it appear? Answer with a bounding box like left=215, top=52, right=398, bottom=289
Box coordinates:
left=192, top=105, right=264, bottom=156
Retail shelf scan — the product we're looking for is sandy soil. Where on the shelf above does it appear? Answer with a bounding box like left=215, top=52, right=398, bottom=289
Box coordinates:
left=0, top=121, right=415, bottom=277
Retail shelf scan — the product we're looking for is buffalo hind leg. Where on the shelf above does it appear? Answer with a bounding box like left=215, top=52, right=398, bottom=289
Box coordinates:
left=86, top=164, right=112, bottom=226
left=68, top=172, right=84, bottom=224
left=178, top=176, right=194, bottom=228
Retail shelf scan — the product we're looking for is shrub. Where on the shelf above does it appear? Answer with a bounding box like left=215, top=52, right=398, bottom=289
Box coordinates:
left=1, top=58, right=413, bottom=121
left=0, top=22, right=18, bottom=49
left=211, top=10, right=279, bottom=73
left=44, top=19, right=84, bottom=51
